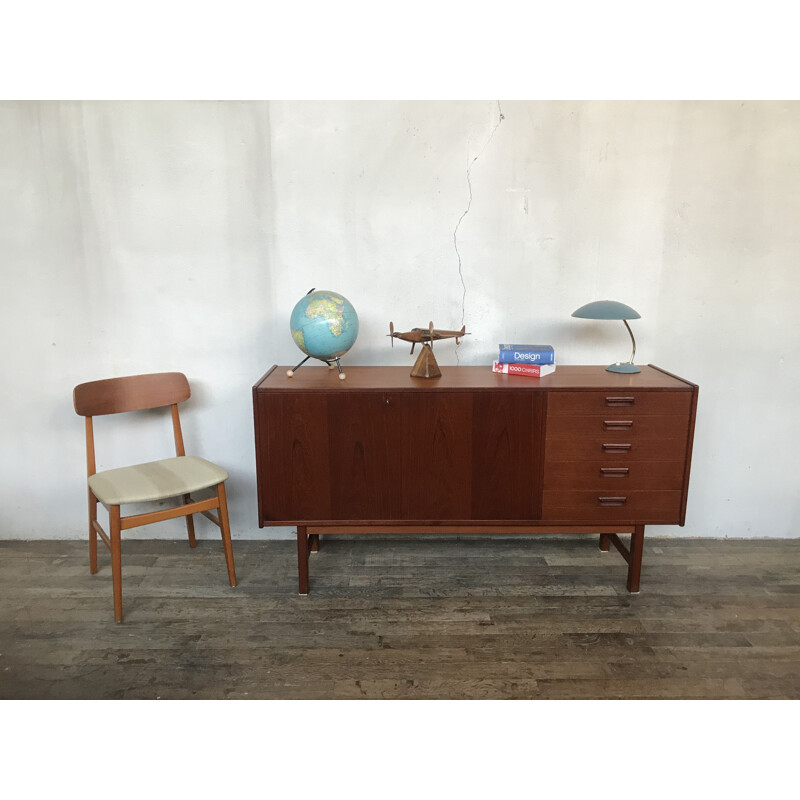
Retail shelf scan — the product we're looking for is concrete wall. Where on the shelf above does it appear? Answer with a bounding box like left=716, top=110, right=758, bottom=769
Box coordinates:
left=2, top=100, right=798, bottom=540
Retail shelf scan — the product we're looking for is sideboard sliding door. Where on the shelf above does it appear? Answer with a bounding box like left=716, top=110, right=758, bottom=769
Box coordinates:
left=255, top=387, right=545, bottom=524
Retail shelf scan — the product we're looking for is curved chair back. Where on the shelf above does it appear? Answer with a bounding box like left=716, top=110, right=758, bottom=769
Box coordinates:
left=74, top=372, right=190, bottom=417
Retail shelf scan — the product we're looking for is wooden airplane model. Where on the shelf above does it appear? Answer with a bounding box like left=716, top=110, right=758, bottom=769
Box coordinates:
left=388, top=321, right=469, bottom=378
left=388, top=322, right=468, bottom=353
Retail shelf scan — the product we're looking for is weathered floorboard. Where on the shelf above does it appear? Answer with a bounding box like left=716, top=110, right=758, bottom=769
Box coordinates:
left=1, top=536, right=799, bottom=699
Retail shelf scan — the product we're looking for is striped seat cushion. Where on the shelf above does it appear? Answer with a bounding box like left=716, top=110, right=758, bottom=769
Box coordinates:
left=88, top=456, right=228, bottom=505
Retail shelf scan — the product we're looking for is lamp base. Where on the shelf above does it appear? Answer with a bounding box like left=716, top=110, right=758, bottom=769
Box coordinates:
left=606, top=362, right=640, bottom=374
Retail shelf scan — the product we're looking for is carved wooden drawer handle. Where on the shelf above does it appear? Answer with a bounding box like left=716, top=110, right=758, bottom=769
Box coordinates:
left=598, top=496, right=627, bottom=507
left=604, top=420, right=633, bottom=431
left=600, top=467, right=629, bottom=478
left=602, top=443, right=632, bottom=453
left=605, top=396, right=635, bottom=407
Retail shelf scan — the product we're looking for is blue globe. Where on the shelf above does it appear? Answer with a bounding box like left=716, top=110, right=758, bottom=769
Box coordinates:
left=290, top=290, right=359, bottom=361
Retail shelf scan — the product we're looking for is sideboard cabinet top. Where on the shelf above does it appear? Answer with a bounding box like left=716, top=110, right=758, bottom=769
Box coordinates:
left=254, top=364, right=695, bottom=393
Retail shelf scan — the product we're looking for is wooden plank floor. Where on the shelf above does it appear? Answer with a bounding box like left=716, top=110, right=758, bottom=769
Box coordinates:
left=1, top=536, right=799, bottom=699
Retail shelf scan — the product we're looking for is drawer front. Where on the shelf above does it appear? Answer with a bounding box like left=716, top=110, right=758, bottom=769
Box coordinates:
left=545, top=435, right=689, bottom=462
left=548, top=390, right=692, bottom=416
left=547, top=414, right=690, bottom=439
left=544, top=460, right=686, bottom=491
left=542, top=490, right=683, bottom=523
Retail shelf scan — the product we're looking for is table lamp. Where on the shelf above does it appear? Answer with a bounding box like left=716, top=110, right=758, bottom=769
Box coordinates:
left=572, top=300, right=641, bottom=373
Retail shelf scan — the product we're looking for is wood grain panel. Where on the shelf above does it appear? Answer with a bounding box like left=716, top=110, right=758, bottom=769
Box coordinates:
left=470, top=392, right=544, bottom=520
left=547, top=414, right=692, bottom=439
left=255, top=393, right=332, bottom=522
left=544, top=436, right=689, bottom=462
left=542, top=490, right=683, bottom=523
left=547, top=390, right=692, bottom=416
left=544, top=460, right=686, bottom=490
left=327, top=394, right=397, bottom=520
left=390, top=392, right=473, bottom=520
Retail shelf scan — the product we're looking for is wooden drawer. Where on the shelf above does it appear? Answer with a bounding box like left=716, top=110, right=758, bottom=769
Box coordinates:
left=542, top=490, right=683, bottom=523
left=548, top=391, right=692, bottom=416
left=544, top=435, right=689, bottom=462
left=547, top=414, right=691, bottom=439
left=544, top=461, right=686, bottom=491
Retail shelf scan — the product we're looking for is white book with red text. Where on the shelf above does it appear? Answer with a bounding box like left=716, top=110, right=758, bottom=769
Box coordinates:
left=492, top=361, right=556, bottom=377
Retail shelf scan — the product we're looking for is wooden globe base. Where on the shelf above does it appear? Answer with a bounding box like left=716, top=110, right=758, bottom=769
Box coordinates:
left=410, top=344, right=442, bottom=379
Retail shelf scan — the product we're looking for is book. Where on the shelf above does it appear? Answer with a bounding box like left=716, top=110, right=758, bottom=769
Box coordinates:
left=492, top=361, right=556, bottom=377
left=497, top=344, right=555, bottom=364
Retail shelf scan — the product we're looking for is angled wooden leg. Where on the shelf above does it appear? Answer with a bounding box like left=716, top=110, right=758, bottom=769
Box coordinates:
left=309, top=533, right=320, bottom=553
left=297, top=526, right=309, bottom=595
left=110, top=505, right=123, bottom=623
left=184, top=494, right=197, bottom=548
left=627, top=525, right=645, bottom=593
left=216, top=482, right=237, bottom=587
left=88, top=489, right=99, bottom=574
left=599, top=533, right=611, bottom=551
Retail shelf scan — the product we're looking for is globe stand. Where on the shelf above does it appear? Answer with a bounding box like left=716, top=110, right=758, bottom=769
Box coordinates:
left=287, top=355, right=347, bottom=380
left=286, top=356, right=310, bottom=377
left=328, top=357, right=346, bottom=380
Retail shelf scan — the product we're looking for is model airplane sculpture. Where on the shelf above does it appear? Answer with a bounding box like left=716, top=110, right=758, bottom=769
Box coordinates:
left=388, top=321, right=469, bottom=378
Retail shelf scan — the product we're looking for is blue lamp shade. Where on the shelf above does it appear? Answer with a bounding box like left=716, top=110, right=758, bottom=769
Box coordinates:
left=571, top=300, right=641, bottom=321
left=572, top=300, right=641, bottom=373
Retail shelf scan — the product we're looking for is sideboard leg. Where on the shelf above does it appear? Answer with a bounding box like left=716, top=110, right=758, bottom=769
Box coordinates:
left=599, top=534, right=611, bottom=551
left=297, top=526, right=310, bottom=595
left=627, top=525, right=645, bottom=593
left=309, top=533, right=320, bottom=552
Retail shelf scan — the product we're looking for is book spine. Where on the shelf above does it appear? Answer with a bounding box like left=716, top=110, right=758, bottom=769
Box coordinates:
left=497, top=348, right=555, bottom=364
left=492, top=361, right=555, bottom=377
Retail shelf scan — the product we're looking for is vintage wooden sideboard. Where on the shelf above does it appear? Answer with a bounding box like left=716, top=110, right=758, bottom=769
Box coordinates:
left=253, top=364, right=698, bottom=594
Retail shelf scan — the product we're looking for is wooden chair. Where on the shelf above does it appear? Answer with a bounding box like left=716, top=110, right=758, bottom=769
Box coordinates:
left=73, top=372, right=237, bottom=622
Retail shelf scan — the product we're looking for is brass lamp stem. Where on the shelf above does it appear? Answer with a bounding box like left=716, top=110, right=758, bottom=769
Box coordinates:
left=623, top=319, right=637, bottom=365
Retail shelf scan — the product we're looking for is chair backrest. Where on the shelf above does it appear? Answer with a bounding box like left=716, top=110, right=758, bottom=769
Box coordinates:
left=74, top=373, right=192, bottom=475
left=73, top=372, right=191, bottom=417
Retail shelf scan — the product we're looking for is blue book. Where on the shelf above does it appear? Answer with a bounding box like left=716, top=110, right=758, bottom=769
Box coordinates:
left=497, top=344, right=555, bottom=364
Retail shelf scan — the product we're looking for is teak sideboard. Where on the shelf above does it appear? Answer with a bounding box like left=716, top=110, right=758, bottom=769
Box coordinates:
left=253, top=365, right=698, bottom=594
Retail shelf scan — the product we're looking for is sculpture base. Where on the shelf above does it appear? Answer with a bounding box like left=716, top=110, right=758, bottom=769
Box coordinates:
left=410, top=344, right=442, bottom=378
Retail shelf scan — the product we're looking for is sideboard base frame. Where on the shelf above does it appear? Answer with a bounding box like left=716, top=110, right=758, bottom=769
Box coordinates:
left=295, top=523, right=643, bottom=596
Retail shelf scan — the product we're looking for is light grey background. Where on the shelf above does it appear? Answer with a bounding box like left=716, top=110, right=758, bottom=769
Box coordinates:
left=2, top=100, right=798, bottom=540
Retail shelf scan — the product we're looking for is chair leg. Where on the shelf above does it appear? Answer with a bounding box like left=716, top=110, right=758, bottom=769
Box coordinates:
left=184, top=494, right=197, bottom=547
left=216, top=482, right=237, bottom=587
left=110, top=505, right=123, bottom=622
left=89, top=490, right=99, bottom=574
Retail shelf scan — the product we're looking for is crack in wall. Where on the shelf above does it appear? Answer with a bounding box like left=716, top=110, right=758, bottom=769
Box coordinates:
left=453, top=101, right=505, bottom=363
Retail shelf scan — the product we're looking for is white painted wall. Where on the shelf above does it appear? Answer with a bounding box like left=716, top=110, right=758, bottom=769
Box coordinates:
left=2, top=100, right=798, bottom=540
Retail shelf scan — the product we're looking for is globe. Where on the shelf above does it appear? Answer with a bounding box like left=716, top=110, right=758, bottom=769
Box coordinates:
left=289, top=290, right=359, bottom=377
